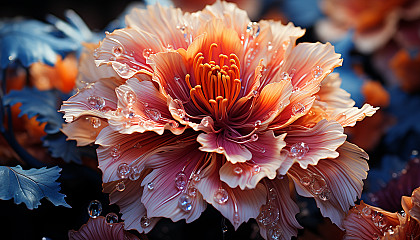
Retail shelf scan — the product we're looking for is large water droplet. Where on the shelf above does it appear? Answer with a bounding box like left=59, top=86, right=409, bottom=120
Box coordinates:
left=310, top=174, right=327, bottom=195
left=90, top=117, right=101, bottom=128
left=233, top=166, right=243, bottom=175
left=112, top=46, right=123, bottom=57
left=117, top=163, right=131, bottom=179
left=268, top=227, right=282, bottom=240
left=253, top=165, right=261, bottom=174
left=257, top=206, right=280, bottom=226
left=129, top=166, right=142, bottom=181
left=110, top=145, right=121, bottom=159
left=145, top=108, right=161, bottom=121
left=125, top=90, right=136, bottom=105
left=116, top=63, right=130, bottom=76
left=116, top=181, right=126, bottom=191
left=311, top=66, right=323, bottom=79
left=87, top=96, right=105, bottom=110
left=147, top=182, right=154, bottom=190
left=105, top=212, right=119, bottom=225
left=140, top=215, right=151, bottom=228
left=214, top=188, right=229, bottom=204
left=88, top=200, right=102, bottom=218
left=187, top=187, right=197, bottom=197
left=362, top=206, right=372, bottom=216
left=251, top=134, right=259, bottom=141
left=292, top=102, right=305, bottom=115
left=319, top=188, right=331, bottom=201
left=289, top=142, right=309, bottom=159
left=178, top=193, right=192, bottom=212
left=246, top=22, right=260, bottom=38
left=300, top=175, right=312, bottom=186
left=175, top=172, right=187, bottom=191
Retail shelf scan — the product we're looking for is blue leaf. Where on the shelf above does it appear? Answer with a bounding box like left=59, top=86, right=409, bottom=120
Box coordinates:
left=42, top=133, right=84, bottom=164
left=0, top=165, right=70, bottom=209
left=0, top=19, right=79, bottom=68
left=3, top=87, right=64, bottom=134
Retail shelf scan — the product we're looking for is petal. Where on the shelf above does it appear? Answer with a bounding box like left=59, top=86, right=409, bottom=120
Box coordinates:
left=61, top=117, right=107, bottom=146
left=258, top=178, right=302, bottom=240
left=288, top=141, right=369, bottom=228
left=327, top=104, right=379, bottom=127
left=103, top=179, right=160, bottom=234
left=408, top=187, right=420, bottom=222
left=95, top=28, right=165, bottom=78
left=60, top=78, right=120, bottom=122
left=220, top=131, right=287, bottom=189
left=141, top=144, right=207, bottom=223
left=196, top=154, right=267, bottom=229
left=278, top=119, right=347, bottom=174
left=316, top=73, right=355, bottom=109
left=197, top=132, right=252, bottom=164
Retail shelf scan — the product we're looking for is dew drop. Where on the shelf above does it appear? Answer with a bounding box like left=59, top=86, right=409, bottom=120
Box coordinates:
left=88, top=200, right=102, bottom=218
left=178, top=193, right=192, bottom=212
left=246, top=22, right=260, bottom=38
left=377, top=218, right=387, bottom=228
left=105, top=212, right=119, bottom=225
left=147, top=182, right=154, bottom=190
left=112, top=46, right=123, bottom=57
left=253, top=165, right=261, bottom=174
left=143, top=48, right=154, bottom=60
left=217, top=146, right=224, bottom=153
left=254, top=120, right=262, bottom=127
left=214, top=188, right=229, bottom=204
left=251, top=134, right=259, bottom=142
left=289, top=142, right=309, bottom=159
left=93, top=48, right=100, bottom=58
left=175, top=172, right=187, bottom=191
left=177, top=109, right=186, bottom=119
left=310, top=174, right=327, bottom=195
left=87, top=96, right=105, bottom=110
left=125, top=90, right=136, bottom=104
left=319, top=188, right=331, bottom=201
left=311, top=66, right=323, bottom=79
left=233, top=212, right=240, bottom=224
left=300, top=175, right=312, bottom=186
left=362, top=206, right=372, bottom=216
left=281, top=72, right=289, bottom=81
left=267, top=42, right=273, bottom=51
left=233, top=166, right=243, bottom=175
left=110, top=145, right=121, bottom=159
left=187, top=187, right=197, bottom=197
left=116, top=63, right=130, bottom=76
left=292, top=102, right=305, bottom=115
left=129, top=166, right=142, bottom=181
left=268, top=227, right=282, bottom=240
left=257, top=205, right=280, bottom=226
left=252, top=90, right=259, bottom=97
left=116, top=181, right=126, bottom=192
left=90, top=117, right=101, bottom=128
left=398, top=210, right=406, bottom=217
left=191, top=173, right=201, bottom=183
left=117, top=163, right=131, bottom=179
left=140, top=215, right=151, bottom=228
left=145, top=108, right=161, bottom=121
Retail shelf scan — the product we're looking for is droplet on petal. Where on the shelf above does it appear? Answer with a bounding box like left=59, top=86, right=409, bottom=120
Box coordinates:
left=112, top=46, right=123, bottom=57
left=311, top=66, right=323, bottom=79
left=267, top=42, right=273, bottom=51
left=246, top=22, right=260, bottom=38
left=187, top=187, right=197, bottom=197
left=268, top=227, right=282, bottom=240
left=214, top=188, right=229, bottom=204
left=362, top=206, right=372, bottom=216
left=233, top=212, right=240, bottom=225
left=310, top=174, right=327, bottom=195
left=93, top=48, right=100, bottom=58
left=300, top=175, right=312, bottom=186
left=116, top=63, right=130, bottom=76
left=125, top=90, right=136, bottom=104
left=253, top=165, right=261, bottom=174
left=217, top=146, right=224, bottom=153
left=116, top=181, right=126, bottom=192
left=254, top=120, right=262, bottom=127
left=88, top=200, right=102, bottom=218
left=292, top=102, right=305, bottom=115
left=143, top=48, right=154, bottom=60
left=90, top=117, right=101, bottom=128
left=110, top=145, right=121, bottom=159
left=252, top=90, right=259, bottom=97
left=175, top=172, right=187, bottom=191
left=147, top=182, right=154, bottom=190
left=289, top=142, right=309, bottom=159
left=281, top=72, right=289, bottom=81
left=129, top=166, right=142, bottom=181
left=87, top=96, right=105, bottom=110
left=117, top=163, right=131, bottom=179
left=191, top=173, right=201, bottom=183
left=268, top=188, right=277, bottom=200
left=233, top=166, right=243, bottom=175
left=140, top=215, right=151, bottom=228
left=105, top=212, right=119, bottom=225
left=251, top=134, right=258, bottom=141
left=319, top=188, right=331, bottom=201
left=257, top=206, right=280, bottom=226
left=178, top=193, right=192, bottom=212
left=145, top=108, right=161, bottom=121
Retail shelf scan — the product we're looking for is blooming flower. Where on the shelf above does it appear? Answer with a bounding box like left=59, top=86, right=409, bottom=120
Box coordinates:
left=343, top=187, right=420, bottom=239
left=61, top=1, right=377, bottom=239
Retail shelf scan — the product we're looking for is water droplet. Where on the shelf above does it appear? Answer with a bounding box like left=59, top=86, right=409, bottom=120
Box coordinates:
left=289, top=142, right=309, bottom=159
left=175, top=172, right=187, bottom=191
left=387, top=228, right=395, bottom=235
left=217, top=146, right=224, bottom=153
left=147, top=182, right=154, bottom=190
left=125, top=90, right=136, bottom=104
left=362, top=206, right=372, bottom=216
left=105, top=212, right=119, bottom=225
left=254, top=120, right=262, bottom=127
left=129, top=166, right=142, bottom=181
left=253, top=165, right=261, bottom=174
left=116, top=63, right=130, bottom=76
left=110, top=145, right=121, bottom=159
left=87, top=96, right=105, bottom=110
left=117, top=163, right=131, bottom=179
left=93, top=48, right=100, bottom=58
left=233, top=212, right=240, bottom=224
left=112, top=46, right=123, bottom=57
left=252, top=90, right=259, bottom=97
left=267, top=42, right=273, bottom=51
left=300, top=175, right=312, bottom=186
left=90, top=117, right=101, bottom=128
left=88, top=200, right=102, bottom=218
left=377, top=218, right=387, bottom=228
left=145, top=108, right=161, bottom=121
left=191, top=173, right=201, bottom=183
left=310, top=174, right=327, bottom=195
left=319, top=188, right=331, bottom=201
left=292, top=102, right=305, bottom=115
left=166, top=44, right=174, bottom=51
left=178, top=193, right=192, bottom=212
left=177, top=109, right=186, bottom=119
left=398, top=210, right=406, bottom=217
left=187, top=187, right=197, bottom=197
left=257, top=205, right=280, bottom=226
left=233, top=166, right=243, bottom=175
left=214, top=188, right=229, bottom=204
left=311, top=66, right=323, bottom=79
left=143, top=48, right=154, bottom=60
left=281, top=72, right=289, bottom=81
left=268, top=227, right=282, bottom=240
left=246, top=22, right=260, bottom=38
left=116, top=181, right=126, bottom=191
left=140, top=215, right=151, bottom=228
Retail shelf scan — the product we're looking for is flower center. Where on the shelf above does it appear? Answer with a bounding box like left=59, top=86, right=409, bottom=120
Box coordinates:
left=185, top=43, right=241, bottom=121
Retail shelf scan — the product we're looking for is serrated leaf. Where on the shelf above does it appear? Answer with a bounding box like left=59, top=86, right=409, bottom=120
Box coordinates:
left=0, top=165, right=70, bottom=209
left=3, top=87, right=64, bottom=134
left=0, top=19, right=79, bottom=68
left=42, top=132, right=84, bottom=164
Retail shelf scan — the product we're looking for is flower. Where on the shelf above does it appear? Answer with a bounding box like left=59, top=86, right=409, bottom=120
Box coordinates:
left=61, top=1, right=377, bottom=239
left=343, top=187, right=420, bottom=239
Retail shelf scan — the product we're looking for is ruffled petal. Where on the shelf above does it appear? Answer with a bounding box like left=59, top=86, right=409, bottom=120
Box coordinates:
left=196, top=154, right=267, bottom=229
left=288, top=141, right=369, bottom=228
left=278, top=119, right=346, bottom=174
left=219, top=131, right=286, bottom=189
left=61, top=117, right=107, bottom=146
left=103, top=179, right=160, bottom=234
left=258, top=178, right=302, bottom=240
left=327, top=104, right=379, bottom=127
left=316, top=73, right=355, bottom=109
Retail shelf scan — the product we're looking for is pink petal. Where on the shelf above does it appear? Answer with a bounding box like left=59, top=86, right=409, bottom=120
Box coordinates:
left=95, top=28, right=165, bottom=79
left=288, top=141, right=369, bottom=228
left=258, top=178, right=302, bottom=240
left=196, top=154, right=267, bottom=229
left=68, top=216, right=140, bottom=240
left=219, top=131, right=287, bottom=189
left=278, top=119, right=347, bottom=174
left=316, top=73, right=355, bottom=109
left=327, top=103, right=379, bottom=127
left=61, top=118, right=107, bottom=146
left=141, top=144, right=207, bottom=223
left=60, top=79, right=120, bottom=122
left=103, top=179, right=160, bottom=234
